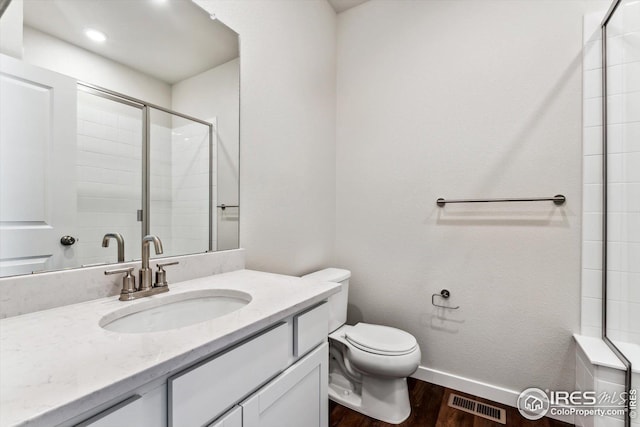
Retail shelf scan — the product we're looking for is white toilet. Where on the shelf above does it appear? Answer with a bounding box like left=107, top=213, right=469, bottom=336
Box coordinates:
left=302, top=268, right=421, bottom=424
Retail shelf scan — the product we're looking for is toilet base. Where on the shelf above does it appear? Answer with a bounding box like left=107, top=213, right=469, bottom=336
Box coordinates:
left=328, top=371, right=411, bottom=424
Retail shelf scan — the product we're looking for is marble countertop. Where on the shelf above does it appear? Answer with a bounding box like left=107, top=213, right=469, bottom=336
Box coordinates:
left=0, top=269, right=340, bottom=427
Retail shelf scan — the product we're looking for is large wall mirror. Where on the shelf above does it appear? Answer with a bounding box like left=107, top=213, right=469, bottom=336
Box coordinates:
left=0, top=0, right=240, bottom=278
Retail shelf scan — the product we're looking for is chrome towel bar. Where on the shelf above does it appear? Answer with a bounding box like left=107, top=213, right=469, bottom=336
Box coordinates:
left=216, top=204, right=239, bottom=210
left=436, top=194, right=566, bottom=207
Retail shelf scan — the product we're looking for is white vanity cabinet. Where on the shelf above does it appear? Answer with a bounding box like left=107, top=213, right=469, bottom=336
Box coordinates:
left=204, top=341, right=327, bottom=427
left=168, top=302, right=329, bottom=427
left=73, top=301, right=330, bottom=427
left=204, top=343, right=327, bottom=427
left=0, top=269, right=341, bottom=427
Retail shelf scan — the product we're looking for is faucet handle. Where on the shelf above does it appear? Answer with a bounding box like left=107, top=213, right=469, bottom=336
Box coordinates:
left=155, top=261, right=179, bottom=288
left=104, top=266, right=135, bottom=275
left=157, top=261, right=179, bottom=268
left=105, top=267, right=137, bottom=300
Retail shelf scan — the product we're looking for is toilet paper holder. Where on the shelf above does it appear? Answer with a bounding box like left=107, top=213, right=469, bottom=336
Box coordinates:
left=431, top=289, right=460, bottom=309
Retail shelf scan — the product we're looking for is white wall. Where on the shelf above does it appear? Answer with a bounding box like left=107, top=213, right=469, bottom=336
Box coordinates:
left=0, top=0, right=22, bottom=58
left=22, top=27, right=171, bottom=108
left=194, top=0, right=337, bottom=274
left=335, top=0, right=609, bottom=402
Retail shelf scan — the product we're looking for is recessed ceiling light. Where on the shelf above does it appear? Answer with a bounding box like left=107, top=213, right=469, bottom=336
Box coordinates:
left=84, top=28, right=106, bottom=43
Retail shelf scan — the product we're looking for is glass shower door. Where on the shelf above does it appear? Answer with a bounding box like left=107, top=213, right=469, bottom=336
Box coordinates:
left=603, top=0, right=640, bottom=420
left=148, top=108, right=213, bottom=258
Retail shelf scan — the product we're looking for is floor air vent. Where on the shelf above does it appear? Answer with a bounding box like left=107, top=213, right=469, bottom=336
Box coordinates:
left=448, top=393, right=507, bottom=424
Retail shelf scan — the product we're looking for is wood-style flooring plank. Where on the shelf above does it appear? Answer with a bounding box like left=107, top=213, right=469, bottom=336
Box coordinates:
left=409, top=380, right=444, bottom=426
left=436, top=388, right=476, bottom=427
left=330, top=378, right=574, bottom=427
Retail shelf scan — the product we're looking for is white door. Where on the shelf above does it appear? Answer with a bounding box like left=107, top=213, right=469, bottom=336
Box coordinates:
left=0, top=53, right=77, bottom=276
left=241, top=343, right=328, bottom=427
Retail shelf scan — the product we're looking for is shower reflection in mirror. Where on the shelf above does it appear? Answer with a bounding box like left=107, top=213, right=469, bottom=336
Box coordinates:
left=0, top=0, right=240, bottom=277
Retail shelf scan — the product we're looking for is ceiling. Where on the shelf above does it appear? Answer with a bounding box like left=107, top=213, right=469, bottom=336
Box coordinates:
left=327, top=0, right=369, bottom=13
left=23, top=0, right=239, bottom=84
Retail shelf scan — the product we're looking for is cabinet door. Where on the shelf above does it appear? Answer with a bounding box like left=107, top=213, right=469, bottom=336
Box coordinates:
left=208, top=406, right=242, bottom=427
left=241, top=342, right=328, bottom=427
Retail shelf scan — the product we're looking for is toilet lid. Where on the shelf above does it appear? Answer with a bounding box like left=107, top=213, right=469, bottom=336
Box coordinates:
left=345, top=323, right=417, bottom=356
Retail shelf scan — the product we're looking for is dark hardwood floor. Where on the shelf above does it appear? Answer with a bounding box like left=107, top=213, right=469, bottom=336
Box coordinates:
left=329, top=378, right=573, bottom=427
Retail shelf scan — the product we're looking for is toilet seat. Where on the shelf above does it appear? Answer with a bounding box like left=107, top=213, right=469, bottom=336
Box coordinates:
left=330, top=323, right=421, bottom=378
left=345, top=323, right=417, bottom=356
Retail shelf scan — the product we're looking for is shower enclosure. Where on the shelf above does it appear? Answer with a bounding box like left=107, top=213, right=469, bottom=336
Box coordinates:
left=78, top=83, right=215, bottom=263
left=601, top=0, right=640, bottom=425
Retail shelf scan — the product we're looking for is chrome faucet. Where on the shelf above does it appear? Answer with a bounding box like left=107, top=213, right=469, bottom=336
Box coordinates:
left=140, top=235, right=163, bottom=291
left=102, top=233, right=125, bottom=262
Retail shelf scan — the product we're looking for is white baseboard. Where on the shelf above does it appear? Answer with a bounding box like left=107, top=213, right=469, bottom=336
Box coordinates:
left=411, top=365, right=575, bottom=425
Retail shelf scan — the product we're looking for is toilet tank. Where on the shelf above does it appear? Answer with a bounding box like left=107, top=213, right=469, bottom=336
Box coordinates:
left=301, top=268, right=350, bottom=332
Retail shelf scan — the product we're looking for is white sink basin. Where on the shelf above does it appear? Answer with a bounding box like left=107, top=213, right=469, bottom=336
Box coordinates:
left=99, top=289, right=251, bottom=333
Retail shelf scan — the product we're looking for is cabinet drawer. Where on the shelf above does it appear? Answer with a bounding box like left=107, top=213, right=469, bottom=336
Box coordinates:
left=294, top=302, right=329, bottom=357
left=74, top=382, right=166, bottom=427
left=207, top=406, right=242, bottom=427
left=75, top=395, right=142, bottom=427
left=168, top=323, right=289, bottom=427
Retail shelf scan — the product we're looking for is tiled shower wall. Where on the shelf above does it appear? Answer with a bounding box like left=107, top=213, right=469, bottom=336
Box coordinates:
left=77, top=94, right=214, bottom=266
left=581, top=6, right=640, bottom=343
left=603, top=1, right=640, bottom=346
left=76, top=92, right=142, bottom=266
left=150, top=117, right=175, bottom=256
left=576, top=9, right=639, bottom=427
left=170, top=119, right=214, bottom=257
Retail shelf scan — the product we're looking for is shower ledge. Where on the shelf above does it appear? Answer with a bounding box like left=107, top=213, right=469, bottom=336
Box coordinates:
left=574, top=334, right=634, bottom=372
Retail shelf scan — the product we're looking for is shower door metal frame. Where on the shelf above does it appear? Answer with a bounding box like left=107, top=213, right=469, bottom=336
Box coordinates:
left=78, top=82, right=215, bottom=252
left=601, top=1, right=633, bottom=426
